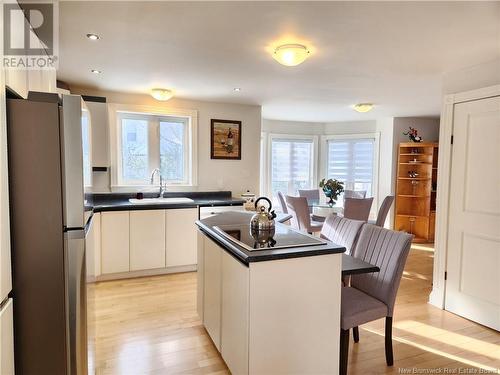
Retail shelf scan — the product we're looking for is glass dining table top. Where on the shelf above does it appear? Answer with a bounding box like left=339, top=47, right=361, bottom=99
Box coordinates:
left=306, top=199, right=343, bottom=209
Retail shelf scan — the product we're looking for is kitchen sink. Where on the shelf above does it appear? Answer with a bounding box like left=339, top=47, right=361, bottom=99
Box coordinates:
left=128, top=197, right=195, bottom=205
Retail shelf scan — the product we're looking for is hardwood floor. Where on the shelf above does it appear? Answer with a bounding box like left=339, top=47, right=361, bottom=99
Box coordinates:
left=89, top=244, right=500, bottom=374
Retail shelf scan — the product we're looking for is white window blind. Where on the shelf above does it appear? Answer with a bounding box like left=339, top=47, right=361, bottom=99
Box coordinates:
left=271, top=138, right=314, bottom=197
left=326, top=138, right=375, bottom=196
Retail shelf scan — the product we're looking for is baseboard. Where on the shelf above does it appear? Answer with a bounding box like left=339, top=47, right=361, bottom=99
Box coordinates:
left=428, top=287, right=445, bottom=309
left=93, top=264, right=197, bottom=282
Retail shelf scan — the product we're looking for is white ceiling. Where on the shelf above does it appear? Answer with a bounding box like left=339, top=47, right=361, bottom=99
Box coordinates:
left=58, top=1, right=500, bottom=122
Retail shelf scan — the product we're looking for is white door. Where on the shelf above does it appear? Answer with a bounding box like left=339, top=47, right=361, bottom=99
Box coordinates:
left=165, top=208, right=198, bottom=267
left=445, top=95, right=500, bottom=330
left=130, top=210, right=166, bottom=271
left=101, top=211, right=130, bottom=274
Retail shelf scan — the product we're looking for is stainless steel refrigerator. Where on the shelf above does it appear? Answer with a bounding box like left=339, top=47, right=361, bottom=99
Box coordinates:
left=6, top=92, right=92, bottom=375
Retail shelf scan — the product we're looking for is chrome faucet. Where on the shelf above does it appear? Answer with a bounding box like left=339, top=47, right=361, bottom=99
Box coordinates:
left=150, top=168, right=167, bottom=198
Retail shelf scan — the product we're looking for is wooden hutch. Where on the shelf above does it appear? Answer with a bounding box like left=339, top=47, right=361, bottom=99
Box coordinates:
left=395, top=142, right=438, bottom=243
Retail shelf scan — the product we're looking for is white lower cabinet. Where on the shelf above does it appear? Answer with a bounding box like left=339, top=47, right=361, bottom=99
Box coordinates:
left=166, top=208, right=198, bottom=267
left=221, top=251, right=249, bottom=375
left=98, top=208, right=199, bottom=279
left=130, top=210, right=166, bottom=271
left=101, top=211, right=130, bottom=274
left=203, top=237, right=222, bottom=350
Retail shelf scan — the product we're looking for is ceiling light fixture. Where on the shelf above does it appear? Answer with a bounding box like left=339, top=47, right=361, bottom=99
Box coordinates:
left=233, top=88, right=241, bottom=92
left=151, top=88, right=174, bottom=101
left=272, top=44, right=310, bottom=67
left=91, top=69, right=101, bottom=74
left=353, top=103, right=374, bottom=113
left=86, top=33, right=100, bottom=40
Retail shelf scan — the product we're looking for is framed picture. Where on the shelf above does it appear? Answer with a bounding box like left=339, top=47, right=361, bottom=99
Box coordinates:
left=210, top=119, right=242, bottom=160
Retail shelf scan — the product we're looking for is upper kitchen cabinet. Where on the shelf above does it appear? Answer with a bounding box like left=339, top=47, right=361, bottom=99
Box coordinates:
left=85, top=101, right=109, bottom=168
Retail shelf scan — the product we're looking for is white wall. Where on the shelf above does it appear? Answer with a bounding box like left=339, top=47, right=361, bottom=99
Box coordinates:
left=71, top=87, right=262, bottom=195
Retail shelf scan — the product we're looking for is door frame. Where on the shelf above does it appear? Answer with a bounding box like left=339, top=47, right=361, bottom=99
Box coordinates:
left=429, top=84, right=500, bottom=309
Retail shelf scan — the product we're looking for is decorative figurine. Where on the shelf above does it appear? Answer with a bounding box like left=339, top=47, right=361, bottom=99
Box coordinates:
left=403, top=127, right=423, bottom=142
left=408, top=171, right=419, bottom=178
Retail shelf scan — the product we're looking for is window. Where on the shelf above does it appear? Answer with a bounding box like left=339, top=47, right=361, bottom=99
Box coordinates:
left=325, top=136, right=377, bottom=197
left=269, top=136, right=316, bottom=197
left=116, top=111, right=193, bottom=186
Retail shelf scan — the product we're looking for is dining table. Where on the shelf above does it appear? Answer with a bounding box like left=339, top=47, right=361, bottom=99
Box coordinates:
left=307, top=199, right=344, bottom=218
left=341, top=253, right=380, bottom=276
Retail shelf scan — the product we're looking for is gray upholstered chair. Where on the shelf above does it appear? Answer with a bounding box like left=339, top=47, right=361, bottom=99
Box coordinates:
left=344, top=190, right=367, bottom=199
left=343, top=197, right=373, bottom=222
left=339, top=224, right=412, bottom=375
left=276, top=191, right=288, bottom=214
left=285, top=195, right=323, bottom=234
left=298, top=189, right=326, bottom=222
left=369, top=195, right=395, bottom=227
left=320, top=215, right=364, bottom=256
left=298, top=189, right=320, bottom=201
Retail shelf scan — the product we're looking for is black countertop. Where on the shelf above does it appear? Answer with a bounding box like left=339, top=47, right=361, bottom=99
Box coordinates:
left=196, top=211, right=345, bottom=265
left=91, top=191, right=246, bottom=212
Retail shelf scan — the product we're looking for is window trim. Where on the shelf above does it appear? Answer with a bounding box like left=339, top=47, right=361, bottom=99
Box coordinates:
left=108, top=103, right=198, bottom=191
left=320, top=132, right=380, bottom=212
left=266, top=133, right=319, bottom=197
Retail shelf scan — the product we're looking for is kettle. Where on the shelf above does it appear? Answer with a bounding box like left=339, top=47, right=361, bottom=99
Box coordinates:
left=250, top=197, right=277, bottom=231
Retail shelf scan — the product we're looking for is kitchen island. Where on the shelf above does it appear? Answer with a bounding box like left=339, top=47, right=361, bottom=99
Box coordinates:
left=196, top=211, right=345, bottom=375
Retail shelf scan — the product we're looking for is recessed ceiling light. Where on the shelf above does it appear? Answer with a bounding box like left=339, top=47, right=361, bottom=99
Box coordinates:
left=353, top=103, right=374, bottom=113
left=151, top=88, right=174, bottom=101
left=91, top=69, right=101, bottom=74
left=272, top=44, right=310, bottom=66
left=86, top=33, right=100, bottom=41
left=233, top=88, right=241, bottom=92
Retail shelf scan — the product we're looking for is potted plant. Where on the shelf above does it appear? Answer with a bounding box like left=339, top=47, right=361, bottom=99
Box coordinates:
left=319, top=178, right=344, bottom=206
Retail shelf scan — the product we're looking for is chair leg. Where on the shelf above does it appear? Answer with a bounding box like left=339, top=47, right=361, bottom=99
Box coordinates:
left=385, top=317, right=394, bottom=366
left=353, top=326, right=359, bottom=343
left=340, top=329, right=349, bottom=375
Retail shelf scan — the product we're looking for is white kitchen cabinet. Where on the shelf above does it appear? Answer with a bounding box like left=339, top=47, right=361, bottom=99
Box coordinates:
left=86, top=102, right=109, bottom=167
left=196, top=230, right=205, bottom=321
left=0, top=298, right=14, bottom=375
left=165, top=208, right=198, bottom=267
left=5, top=69, right=28, bottom=99
left=85, top=213, right=101, bottom=280
left=221, top=251, right=249, bottom=375
left=101, top=211, right=129, bottom=274
left=130, top=210, right=165, bottom=271
left=203, top=236, right=222, bottom=351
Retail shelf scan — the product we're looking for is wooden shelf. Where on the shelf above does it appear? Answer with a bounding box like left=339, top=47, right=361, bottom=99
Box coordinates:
left=396, top=214, right=429, bottom=218
left=399, top=162, right=432, bottom=165
left=395, top=142, right=438, bottom=243
left=398, top=195, right=430, bottom=198
left=397, top=177, right=431, bottom=180
left=399, top=153, right=432, bottom=156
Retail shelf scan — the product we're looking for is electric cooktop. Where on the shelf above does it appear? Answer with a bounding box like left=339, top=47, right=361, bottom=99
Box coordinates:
left=213, top=224, right=327, bottom=251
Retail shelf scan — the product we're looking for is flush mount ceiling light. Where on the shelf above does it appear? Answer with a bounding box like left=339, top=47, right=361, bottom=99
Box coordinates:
left=91, top=69, right=101, bottom=74
left=151, top=88, right=174, bottom=101
left=353, top=103, right=374, bottom=113
left=272, top=44, right=310, bottom=67
left=233, top=87, right=241, bottom=92
left=86, top=33, right=100, bottom=40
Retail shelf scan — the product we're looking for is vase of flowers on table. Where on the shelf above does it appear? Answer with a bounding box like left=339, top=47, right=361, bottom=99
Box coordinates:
left=319, top=178, right=344, bottom=207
